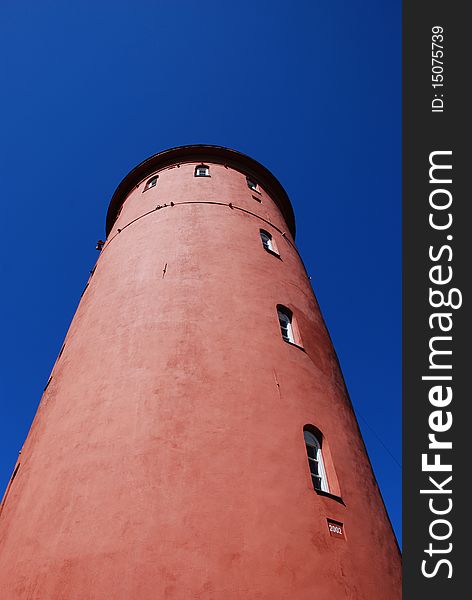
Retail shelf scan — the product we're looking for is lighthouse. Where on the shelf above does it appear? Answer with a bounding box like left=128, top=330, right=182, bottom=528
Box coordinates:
left=0, top=145, right=401, bottom=598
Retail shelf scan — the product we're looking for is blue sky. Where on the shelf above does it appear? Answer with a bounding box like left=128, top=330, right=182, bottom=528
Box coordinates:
left=0, top=1, right=401, bottom=543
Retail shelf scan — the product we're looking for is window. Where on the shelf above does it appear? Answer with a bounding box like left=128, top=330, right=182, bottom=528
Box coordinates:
left=304, top=428, right=329, bottom=493
left=260, top=229, right=277, bottom=255
left=144, top=175, right=158, bottom=191
left=277, top=306, right=295, bottom=343
left=246, top=177, right=258, bottom=191
left=195, top=165, right=210, bottom=177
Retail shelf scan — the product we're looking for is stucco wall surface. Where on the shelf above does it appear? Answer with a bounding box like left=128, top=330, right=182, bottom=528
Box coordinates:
left=0, top=157, right=401, bottom=599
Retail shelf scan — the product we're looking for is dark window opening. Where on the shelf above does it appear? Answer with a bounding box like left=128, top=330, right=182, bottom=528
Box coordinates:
left=260, top=230, right=279, bottom=256
left=246, top=177, right=258, bottom=192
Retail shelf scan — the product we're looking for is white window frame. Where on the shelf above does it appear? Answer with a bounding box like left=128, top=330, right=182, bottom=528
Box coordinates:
left=277, top=308, right=295, bottom=343
left=260, top=230, right=274, bottom=253
left=304, top=430, right=329, bottom=493
left=145, top=175, right=158, bottom=190
left=195, top=165, right=210, bottom=177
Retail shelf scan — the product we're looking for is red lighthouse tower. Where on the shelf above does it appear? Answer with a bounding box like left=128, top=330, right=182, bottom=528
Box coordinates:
left=0, top=146, right=401, bottom=599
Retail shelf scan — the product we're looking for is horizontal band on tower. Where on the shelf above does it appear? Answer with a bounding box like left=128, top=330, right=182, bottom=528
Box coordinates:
left=106, top=145, right=296, bottom=238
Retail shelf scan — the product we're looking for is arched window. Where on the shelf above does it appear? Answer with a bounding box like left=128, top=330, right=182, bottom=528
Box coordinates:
left=260, top=229, right=275, bottom=253
left=195, top=164, right=210, bottom=177
left=304, top=428, right=329, bottom=492
left=277, top=305, right=295, bottom=343
left=144, top=175, right=158, bottom=191
left=246, top=177, right=258, bottom=191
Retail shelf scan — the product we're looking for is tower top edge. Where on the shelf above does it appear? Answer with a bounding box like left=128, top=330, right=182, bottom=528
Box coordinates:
left=105, top=145, right=296, bottom=238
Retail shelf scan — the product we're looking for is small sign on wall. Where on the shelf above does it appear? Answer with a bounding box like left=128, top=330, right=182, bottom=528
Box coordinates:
left=327, top=519, right=345, bottom=539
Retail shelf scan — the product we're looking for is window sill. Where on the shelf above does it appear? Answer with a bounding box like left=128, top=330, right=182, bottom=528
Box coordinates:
left=264, top=248, right=282, bottom=260
left=282, top=338, right=305, bottom=352
left=315, top=490, right=345, bottom=506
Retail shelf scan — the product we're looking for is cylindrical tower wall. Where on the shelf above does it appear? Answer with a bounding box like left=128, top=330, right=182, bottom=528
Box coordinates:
left=0, top=147, right=401, bottom=599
